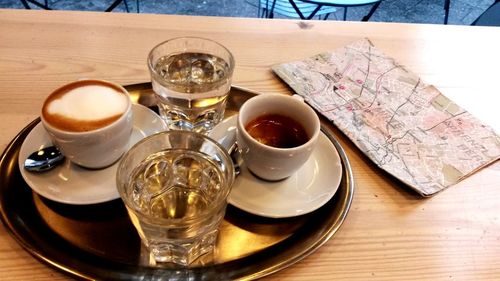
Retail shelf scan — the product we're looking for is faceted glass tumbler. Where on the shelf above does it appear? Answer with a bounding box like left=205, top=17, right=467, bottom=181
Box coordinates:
left=147, top=37, right=235, bottom=134
left=116, top=131, right=235, bottom=266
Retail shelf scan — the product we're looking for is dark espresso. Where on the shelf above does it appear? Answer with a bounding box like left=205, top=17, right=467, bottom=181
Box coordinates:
left=245, top=114, right=309, bottom=148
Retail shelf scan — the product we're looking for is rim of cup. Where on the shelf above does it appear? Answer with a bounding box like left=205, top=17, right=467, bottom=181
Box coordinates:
left=237, top=94, right=320, bottom=153
left=40, top=79, right=132, bottom=136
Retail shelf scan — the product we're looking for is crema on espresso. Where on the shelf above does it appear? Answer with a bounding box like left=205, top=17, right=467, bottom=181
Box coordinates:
left=42, top=80, right=129, bottom=132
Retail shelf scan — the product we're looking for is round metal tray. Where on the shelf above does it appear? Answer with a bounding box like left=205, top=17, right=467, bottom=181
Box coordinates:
left=0, top=83, right=354, bottom=280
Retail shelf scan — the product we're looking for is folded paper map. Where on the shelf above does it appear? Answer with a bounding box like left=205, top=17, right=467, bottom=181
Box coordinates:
left=273, top=38, right=500, bottom=196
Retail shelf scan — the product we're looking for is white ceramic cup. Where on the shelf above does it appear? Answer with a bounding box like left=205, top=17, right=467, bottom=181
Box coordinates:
left=41, top=79, right=133, bottom=169
left=236, top=94, right=320, bottom=181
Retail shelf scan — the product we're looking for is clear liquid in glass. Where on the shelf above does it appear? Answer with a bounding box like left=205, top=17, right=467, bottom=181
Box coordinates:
left=125, top=149, right=227, bottom=265
left=152, top=52, right=231, bottom=133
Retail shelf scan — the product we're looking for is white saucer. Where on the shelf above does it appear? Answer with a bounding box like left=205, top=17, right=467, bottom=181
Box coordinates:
left=18, top=104, right=167, bottom=205
left=209, top=115, right=343, bottom=218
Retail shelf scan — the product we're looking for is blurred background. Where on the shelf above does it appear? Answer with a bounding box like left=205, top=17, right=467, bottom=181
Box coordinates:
left=0, top=0, right=496, bottom=25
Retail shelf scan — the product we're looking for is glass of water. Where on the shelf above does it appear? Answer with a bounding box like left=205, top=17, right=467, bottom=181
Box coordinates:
left=147, top=37, right=235, bottom=134
left=116, top=131, right=235, bottom=266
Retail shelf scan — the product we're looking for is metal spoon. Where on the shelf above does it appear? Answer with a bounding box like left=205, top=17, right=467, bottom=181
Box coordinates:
left=228, top=142, right=242, bottom=176
left=24, top=146, right=65, bottom=173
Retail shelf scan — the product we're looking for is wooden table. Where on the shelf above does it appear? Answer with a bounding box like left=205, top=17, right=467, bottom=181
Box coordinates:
left=1, top=8, right=499, bottom=280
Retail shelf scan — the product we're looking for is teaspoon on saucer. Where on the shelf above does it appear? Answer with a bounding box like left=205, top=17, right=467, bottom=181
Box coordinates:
left=24, top=146, right=65, bottom=173
left=228, top=142, right=242, bottom=176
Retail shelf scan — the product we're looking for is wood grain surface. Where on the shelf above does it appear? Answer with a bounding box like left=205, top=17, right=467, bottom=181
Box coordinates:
left=0, top=8, right=499, bottom=280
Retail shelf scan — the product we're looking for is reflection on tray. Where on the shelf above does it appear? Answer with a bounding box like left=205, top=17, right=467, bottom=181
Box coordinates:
left=34, top=195, right=140, bottom=264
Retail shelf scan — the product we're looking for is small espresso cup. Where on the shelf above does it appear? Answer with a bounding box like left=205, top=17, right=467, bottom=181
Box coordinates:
left=236, top=94, right=320, bottom=181
left=41, top=79, right=133, bottom=169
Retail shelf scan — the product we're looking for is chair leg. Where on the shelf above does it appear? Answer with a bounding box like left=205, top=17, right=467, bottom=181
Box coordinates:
left=343, top=7, right=347, bottom=20
left=270, top=0, right=278, bottom=18
left=262, top=9, right=268, bottom=18
left=288, top=0, right=323, bottom=20
left=444, top=0, right=450, bottom=24
left=307, top=4, right=322, bottom=20
left=136, top=0, right=140, bottom=13
left=262, top=0, right=270, bottom=18
left=20, top=0, right=30, bottom=9
left=361, top=1, right=381, bottom=21
left=124, top=0, right=130, bottom=12
left=288, top=0, right=306, bottom=19
left=20, top=0, right=51, bottom=10
left=105, top=0, right=124, bottom=12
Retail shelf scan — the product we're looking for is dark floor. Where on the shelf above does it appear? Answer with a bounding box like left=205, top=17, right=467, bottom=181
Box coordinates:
left=0, top=0, right=495, bottom=25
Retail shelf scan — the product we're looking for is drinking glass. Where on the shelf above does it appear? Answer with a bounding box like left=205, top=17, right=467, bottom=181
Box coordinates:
left=147, top=37, right=235, bottom=134
left=116, top=131, right=235, bottom=266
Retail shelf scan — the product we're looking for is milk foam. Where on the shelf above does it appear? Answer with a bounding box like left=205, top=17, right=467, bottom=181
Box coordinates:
left=47, top=85, right=127, bottom=120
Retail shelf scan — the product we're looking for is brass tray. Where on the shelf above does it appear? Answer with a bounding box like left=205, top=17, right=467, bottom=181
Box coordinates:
left=0, top=83, right=354, bottom=280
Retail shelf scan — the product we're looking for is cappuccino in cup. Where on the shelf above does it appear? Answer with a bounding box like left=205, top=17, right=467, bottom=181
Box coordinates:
left=42, top=80, right=129, bottom=132
left=41, top=79, right=133, bottom=169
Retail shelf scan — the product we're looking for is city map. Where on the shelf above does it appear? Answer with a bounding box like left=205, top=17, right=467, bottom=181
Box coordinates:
left=273, top=38, right=500, bottom=196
